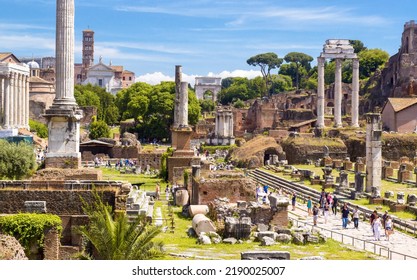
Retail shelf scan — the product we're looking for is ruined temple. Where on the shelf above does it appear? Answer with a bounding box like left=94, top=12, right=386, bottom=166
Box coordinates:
left=379, top=20, right=417, bottom=99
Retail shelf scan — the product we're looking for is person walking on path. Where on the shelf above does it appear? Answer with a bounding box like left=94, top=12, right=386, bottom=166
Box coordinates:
left=313, top=203, right=319, bottom=226
left=370, top=210, right=378, bottom=233
left=332, top=195, right=339, bottom=215
left=324, top=202, right=330, bottom=224
left=341, top=203, right=350, bottom=229
left=385, top=215, right=394, bottom=241
left=382, top=210, right=389, bottom=229
left=165, top=185, right=170, bottom=201
left=373, top=215, right=382, bottom=241
left=155, top=183, right=160, bottom=200
left=307, top=197, right=312, bottom=216
left=352, top=206, right=360, bottom=229
left=291, top=192, right=297, bottom=211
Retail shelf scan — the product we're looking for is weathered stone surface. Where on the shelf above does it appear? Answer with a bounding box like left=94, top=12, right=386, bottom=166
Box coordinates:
left=256, top=231, right=277, bottom=241
left=223, top=237, right=238, bottom=244
left=0, top=234, right=28, bottom=260
left=292, top=232, right=305, bottom=245
left=260, top=236, right=276, bottom=246
left=241, top=251, right=290, bottom=260
left=276, top=233, right=292, bottom=243
left=197, top=233, right=212, bottom=245
left=192, top=214, right=216, bottom=235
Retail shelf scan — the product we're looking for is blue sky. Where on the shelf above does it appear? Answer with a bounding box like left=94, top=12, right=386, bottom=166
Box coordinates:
left=1, top=0, right=416, bottom=85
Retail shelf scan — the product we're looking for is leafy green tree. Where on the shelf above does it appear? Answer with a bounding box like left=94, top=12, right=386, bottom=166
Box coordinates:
left=270, top=74, right=294, bottom=93
left=29, top=119, right=48, bottom=138
left=89, top=120, right=111, bottom=139
left=247, top=52, right=283, bottom=96
left=283, top=52, right=313, bottom=89
left=199, top=99, right=215, bottom=113
left=358, top=48, right=389, bottom=78
left=75, top=84, right=119, bottom=125
left=233, top=99, right=245, bottom=108
left=0, top=140, right=36, bottom=179
left=349, top=39, right=367, bottom=54
left=78, top=191, right=164, bottom=260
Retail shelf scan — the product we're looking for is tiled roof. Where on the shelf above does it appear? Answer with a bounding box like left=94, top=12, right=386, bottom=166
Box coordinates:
left=387, top=98, right=417, bottom=112
left=0, top=52, right=13, bottom=62
left=111, top=65, right=123, bottom=72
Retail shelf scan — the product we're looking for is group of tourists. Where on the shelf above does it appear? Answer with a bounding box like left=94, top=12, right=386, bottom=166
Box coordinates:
left=370, top=210, right=394, bottom=241
left=306, top=191, right=395, bottom=241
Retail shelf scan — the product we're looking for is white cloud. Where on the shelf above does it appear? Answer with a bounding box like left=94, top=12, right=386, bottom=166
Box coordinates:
left=136, top=69, right=262, bottom=87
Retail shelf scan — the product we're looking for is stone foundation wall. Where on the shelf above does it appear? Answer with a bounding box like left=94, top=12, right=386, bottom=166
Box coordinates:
left=0, top=189, right=117, bottom=215
left=45, top=156, right=81, bottom=169
left=195, top=177, right=256, bottom=205
left=111, top=146, right=140, bottom=159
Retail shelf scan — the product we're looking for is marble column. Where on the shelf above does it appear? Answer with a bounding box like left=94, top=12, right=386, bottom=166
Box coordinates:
left=365, top=113, right=382, bottom=196
left=9, top=73, right=15, bottom=128
left=334, top=58, right=342, bottom=127
left=317, top=57, right=325, bottom=128
left=0, top=76, right=3, bottom=126
left=351, top=58, right=359, bottom=127
left=174, top=65, right=182, bottom=128
left=53, top=0, right=76, bottom=106
left=17, top=74, right=22, bottom=127
left=178, top=81, right=188, bottom=127
left=25, top=75, right=29, bottom=128
left=4, top=75, right=10, bottom=128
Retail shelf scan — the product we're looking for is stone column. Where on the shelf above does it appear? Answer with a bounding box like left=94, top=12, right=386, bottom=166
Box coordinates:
left=214, top=111, right=219, bottom=136
left=0, top=76, right=3, bottom=126
left=174, top=65, right=182, bottom=128
left=334, top=58, right=342, bottom=127
left=9, top=72, right=15, bottom=128
left=178, top=81, right=188, bottom=127
left=351, top=58, right=359, bottom=127
left=4, top=75, right=10, bottom=128
left=17, top=73, right=22, bottom=127
left=317, top=57, right=325, bottom=128
left=53, top=0, right=76, bottom=106
left=365, top=113, right=382, bottom=196
left=25, top=75, right=30, bottom=128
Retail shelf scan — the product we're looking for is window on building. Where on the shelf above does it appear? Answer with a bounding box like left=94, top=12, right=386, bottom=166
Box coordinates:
left=129, top=77, right=132, bottom=81
left=98, top=79, right=103, bottom=87
left=123, top=77, right=125, bottom=80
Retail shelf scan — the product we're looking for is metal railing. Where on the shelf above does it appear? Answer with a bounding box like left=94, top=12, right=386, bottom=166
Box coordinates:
left=290, top=217, right=417, bottom=260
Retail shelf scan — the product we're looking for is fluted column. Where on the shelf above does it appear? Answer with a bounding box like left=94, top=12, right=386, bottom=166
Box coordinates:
left=214, top=112, right=219, bottom=136
left=53, top=0, right=76, bottom=105
left=351, top=58, right=360, bottom=127
left=17, top=73, right=22, bottom=127
left=9, top=73, right=15, bottom=128
left=25, top=75, right=30, bottom=128
left=0, top=76, right=3, bottom=126
left=317, top=57, right=325, bottom=128
left=4, top=75, right=10, bottom=128
left=334, top=58, right=342, bottom=127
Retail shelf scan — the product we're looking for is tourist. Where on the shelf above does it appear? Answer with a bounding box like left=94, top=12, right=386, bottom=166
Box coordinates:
left=373, top=215, right=382, bottom=241
left=385, top=215, right=394, bottom=241
left=352, top=206, right=360, bottom=229
left=341, top=203, right=350, bottom=229
left=313, top=203, right=319, bottom=226
left=291, top=192, right=297, bottom=211
left=382, top=210, right=389, bottom=229
left=263, top=185, right=269, bottom=203
left=370, top=210, right=378, bottom=233
left=307, top=197, right=312, bottom=216
left=319, top=194, right=326, bottom=216
left=327, top=193, right=333, bottom=212
left=332, top=194, right=339, bottom=215
left=324, top=202, right=330, bottom=224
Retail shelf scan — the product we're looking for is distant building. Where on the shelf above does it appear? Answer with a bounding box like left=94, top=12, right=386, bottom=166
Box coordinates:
left=381, top=97, right=417, bottom=132
left=0, top=52, right=30, bottom=134
left=195, top=77, right=222, bottom=101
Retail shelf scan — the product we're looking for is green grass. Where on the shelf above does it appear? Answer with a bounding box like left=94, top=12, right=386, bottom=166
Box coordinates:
left=152, top=203, right=380, bottom=260
left=100, top=167, right=162, bottom=191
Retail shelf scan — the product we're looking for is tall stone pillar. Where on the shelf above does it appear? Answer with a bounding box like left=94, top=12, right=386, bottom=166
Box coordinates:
left=174, top=65, right=182, bottom=128
left=365, top=113, right=382, bottom=196
left=25, top=76, right=30, bottom=128
left=4, top=75, right=10, bottom=128
left=178, top=81, right=188, bottom=127
left=334, top=58, right=342, bottom=127
left=317, top=57, right=325, bottom=128
left=17, top=74, right=22, bottom=127
left=351, top=58, right=359, bottom=127
left=44, top=0, right=82, bottom=169
left=9, top=73, right=15, bottom=128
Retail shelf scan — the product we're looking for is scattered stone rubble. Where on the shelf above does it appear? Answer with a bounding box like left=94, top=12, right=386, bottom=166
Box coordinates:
left=0, top=234, right=28, bottom=260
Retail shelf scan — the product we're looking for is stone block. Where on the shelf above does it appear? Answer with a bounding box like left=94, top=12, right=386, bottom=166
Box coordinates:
left=241, top=251, right=290, bottom=260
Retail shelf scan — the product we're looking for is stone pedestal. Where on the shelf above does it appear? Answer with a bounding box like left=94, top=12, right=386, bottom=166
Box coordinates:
left=44, top=108, right=82, bottom=169
left=343, top=161, right=353, bottom=171
left=382, top=166, right=394, bottom=179
left=369, top=197, right=383, bottom=205
left=355, top=163, right=365, bottom=173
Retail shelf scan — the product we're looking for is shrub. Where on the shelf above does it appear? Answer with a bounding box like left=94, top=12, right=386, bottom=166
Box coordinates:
left=29, top=119, right=48, bottom=138
left=89, top=120, right=110, bottom=139
left=0, top=140, right=36, bottom=179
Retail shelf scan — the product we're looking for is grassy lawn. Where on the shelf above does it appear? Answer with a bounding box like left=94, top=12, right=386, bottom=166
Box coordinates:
left=100, top=167, right=162, bottom=191
left=152, top=202, right=380, bottom=260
